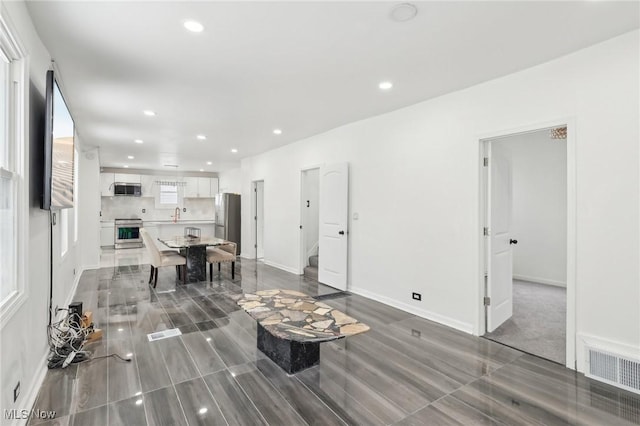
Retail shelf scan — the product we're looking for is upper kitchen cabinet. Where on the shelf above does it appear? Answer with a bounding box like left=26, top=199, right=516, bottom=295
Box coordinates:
left=140, top=175, right=155, bottom=197
left=114, top=173, right=140, bottom=184
left=183, top=177, right=218, bottom=198
left=100, top=173, right=114, bottom=196
left=210, top=177, right=219, bottom=196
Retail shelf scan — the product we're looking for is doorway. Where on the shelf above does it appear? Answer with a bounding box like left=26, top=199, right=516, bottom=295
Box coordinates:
left=253, top=180, right=264, bottom=260
left=300, top=168, right=320, bottom=280
left=480, top=124, right=575, bottom=367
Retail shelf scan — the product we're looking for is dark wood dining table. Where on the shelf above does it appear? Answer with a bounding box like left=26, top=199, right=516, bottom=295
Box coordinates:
left=157, top=236, right=228, bottom=283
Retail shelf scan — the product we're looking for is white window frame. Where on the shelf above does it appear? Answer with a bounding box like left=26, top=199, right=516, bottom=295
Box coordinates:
left=73, top=145, right=78, bottom=243
left=0, top=11, right=29, bottom=326
left=60, top=208, right=69, bottom=257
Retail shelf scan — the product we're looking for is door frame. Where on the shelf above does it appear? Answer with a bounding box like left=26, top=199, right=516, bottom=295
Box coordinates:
left=298, top=165, right=322, bottom=274
left=252, top=180, right=264, bottom=260
left=477, top=118, right=576, bottom=369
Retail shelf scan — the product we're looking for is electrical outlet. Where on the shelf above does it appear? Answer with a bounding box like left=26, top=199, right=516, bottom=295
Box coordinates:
left=412, top=292, right=422, bottom=301
left=142, top=208, right=146, bottom=213
left=183, top=208, right=186, bottom=212
left=13, top=381, right=20, bottom=402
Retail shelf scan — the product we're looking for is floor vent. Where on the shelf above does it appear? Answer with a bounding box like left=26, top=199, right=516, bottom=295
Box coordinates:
left=147, top=328, right=182, bottom=342
left=586, top=348, right=640, bottom=395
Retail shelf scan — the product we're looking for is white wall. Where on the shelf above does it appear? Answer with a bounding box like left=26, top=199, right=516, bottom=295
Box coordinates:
left=493, top=131, right=567, bottom=287
left=240, top=30, right=639, bottom=372
left=218, top=167, right=242, bottom=194
left=78, top=147, right=100, bottom=269
left=0, top=3, right=93, bottom=422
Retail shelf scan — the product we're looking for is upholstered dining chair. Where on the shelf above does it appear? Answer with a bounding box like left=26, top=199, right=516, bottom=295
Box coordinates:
left=140, top=228, right=187, bottom=287
left=206, top=242, right=237, bottom=280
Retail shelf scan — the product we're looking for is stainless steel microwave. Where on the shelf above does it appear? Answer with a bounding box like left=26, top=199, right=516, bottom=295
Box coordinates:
left=113, top=182, right=142, bottom=196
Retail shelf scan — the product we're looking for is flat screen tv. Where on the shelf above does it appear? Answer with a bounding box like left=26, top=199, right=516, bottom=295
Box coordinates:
left=41, top=69, right=75, bottom=210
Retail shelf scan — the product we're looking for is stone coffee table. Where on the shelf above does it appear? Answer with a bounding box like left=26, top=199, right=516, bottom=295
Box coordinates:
left=237, top=289, right=369, bottom=374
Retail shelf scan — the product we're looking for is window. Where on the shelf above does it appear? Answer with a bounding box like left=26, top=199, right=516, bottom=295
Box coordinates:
left=0, top=55, right=14, bottom=303
left=0, top=15, right=27, bottom=319
left=159, top=184, right=178, bottom=204
left=74, top=146, right=78, bottom=243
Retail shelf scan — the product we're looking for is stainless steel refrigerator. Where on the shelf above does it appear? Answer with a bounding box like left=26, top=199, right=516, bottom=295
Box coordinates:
left=214, top=193, right=241, bottom=254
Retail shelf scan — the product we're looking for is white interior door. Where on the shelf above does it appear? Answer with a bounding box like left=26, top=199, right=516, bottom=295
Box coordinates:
left=318, top=162, right=349, bottom=290
left=256, top=181, right=264, bottom=259
left=487, top=145, right=513, bottom=332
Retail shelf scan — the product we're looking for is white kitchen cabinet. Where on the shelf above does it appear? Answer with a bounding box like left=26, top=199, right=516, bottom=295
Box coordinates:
left=100, top=225, right=114, bottom=247
left=114, top=173, right=140, bottom=184
left=183, top=177, right=199, bottom=198
left=100, top=173, right=114, bottom=196
left=197, top=177, right=211, bottom=197
left=210, top=177, right=219, bottom=196
left=183, top=177, right=215, bottom=198
left=140, top=174, right=155, bottom=197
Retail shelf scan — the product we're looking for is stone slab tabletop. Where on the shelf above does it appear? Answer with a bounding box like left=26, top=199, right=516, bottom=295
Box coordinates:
left=237, top=289, right=370, bottom=343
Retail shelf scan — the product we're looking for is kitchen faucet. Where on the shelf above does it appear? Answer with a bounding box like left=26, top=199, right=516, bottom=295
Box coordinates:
left=172, top=207, right=180, bottom=223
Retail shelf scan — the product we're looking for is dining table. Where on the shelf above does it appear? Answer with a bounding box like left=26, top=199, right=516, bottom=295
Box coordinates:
left=157, top=235, right=228, bottom=283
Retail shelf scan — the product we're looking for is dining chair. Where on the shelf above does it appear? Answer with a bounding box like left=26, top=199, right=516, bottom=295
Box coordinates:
left=206, top=242, right=237, bottom=280
left=140, top=228, right=187, bottom=287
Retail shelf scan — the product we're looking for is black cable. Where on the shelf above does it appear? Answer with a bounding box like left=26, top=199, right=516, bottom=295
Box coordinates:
left=91, top=353, right=133, bottom=363
left=48, top=210, right=53, bottom=325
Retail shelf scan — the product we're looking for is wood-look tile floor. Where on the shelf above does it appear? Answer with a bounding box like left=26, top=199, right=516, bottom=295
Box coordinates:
left=28, top=260, right=640, bottom=426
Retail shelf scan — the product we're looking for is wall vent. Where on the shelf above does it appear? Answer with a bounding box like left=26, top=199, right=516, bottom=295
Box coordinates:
left=586, top=347, right=640, bottom=395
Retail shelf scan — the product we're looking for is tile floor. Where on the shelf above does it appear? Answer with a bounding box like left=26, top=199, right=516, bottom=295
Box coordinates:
left=27, top=253, right=640, bottom=425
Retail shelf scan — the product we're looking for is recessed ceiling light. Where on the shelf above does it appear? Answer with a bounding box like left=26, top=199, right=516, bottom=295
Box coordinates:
left=206, top=161, right=212, bottom=165
left=231, top=149, right=238, bottom=153
left=123, top=165, right=129, bottom=169
left=390, top=3, right=418, bottom=22
left=143, top=110, right=155, bottom=116
left=196, top=135, right=207, bottom=140
left=379, top=81, right=393, bottom=90
left=134, top=139, right=144, bottom=144
left=184, top=20, right=204, bottom=33
left=128, top=155, right=134, bottom=160
left=273, top=129, right=282, bottom=135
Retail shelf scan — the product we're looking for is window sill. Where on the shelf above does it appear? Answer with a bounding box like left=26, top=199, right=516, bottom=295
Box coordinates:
left=0, top=289, right=28, bottom=329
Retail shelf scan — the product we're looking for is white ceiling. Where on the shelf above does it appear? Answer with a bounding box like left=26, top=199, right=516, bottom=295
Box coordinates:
left=26, top=1, right=639, bottom=173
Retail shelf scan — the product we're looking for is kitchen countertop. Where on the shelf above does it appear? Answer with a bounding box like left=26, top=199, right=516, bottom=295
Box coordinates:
left=100, top=220, right=215, bottom=225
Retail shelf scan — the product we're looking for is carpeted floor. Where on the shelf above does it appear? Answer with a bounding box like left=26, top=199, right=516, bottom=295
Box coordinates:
left=485, top=279, right=566, bottom=364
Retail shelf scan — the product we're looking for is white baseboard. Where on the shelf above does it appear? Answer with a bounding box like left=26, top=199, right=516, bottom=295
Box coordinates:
left=513, top=274, right=566, bottom=287
left=83, top=264, right=100, bottom=271
left=349, top=285, right=474, bottom=334
left=263, top=260, right=300, bottom=275
left=577, top=332, right=640, bottom=374
left=9, top=350, right=49, bottom=426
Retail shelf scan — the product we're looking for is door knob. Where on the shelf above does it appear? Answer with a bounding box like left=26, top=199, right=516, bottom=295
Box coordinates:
left=510, top=239, right=518, bottom=245
left=338, top=231, right=345, bottom=235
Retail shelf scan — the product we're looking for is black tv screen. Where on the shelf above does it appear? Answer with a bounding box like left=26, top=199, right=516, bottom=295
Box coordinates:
left=42, top=69, right=75, bottom=210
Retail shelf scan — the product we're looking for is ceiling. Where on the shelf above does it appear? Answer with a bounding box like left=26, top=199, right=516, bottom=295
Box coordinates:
left=26, top=1, right=639, bottom=173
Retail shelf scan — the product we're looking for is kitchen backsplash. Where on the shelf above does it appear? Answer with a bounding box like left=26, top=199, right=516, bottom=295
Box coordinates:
left=101, top=197, right=215, bottom=221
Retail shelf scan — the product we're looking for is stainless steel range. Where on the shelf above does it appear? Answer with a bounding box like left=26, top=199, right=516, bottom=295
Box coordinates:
left=114, top=218, right=143, bottom=249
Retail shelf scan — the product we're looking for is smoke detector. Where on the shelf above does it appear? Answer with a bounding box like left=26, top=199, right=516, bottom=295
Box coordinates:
left=390, top=3, right=418, bottom=22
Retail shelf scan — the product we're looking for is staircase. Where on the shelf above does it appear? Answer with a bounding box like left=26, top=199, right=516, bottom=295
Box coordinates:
left=304, top=254, right=319, bottom=281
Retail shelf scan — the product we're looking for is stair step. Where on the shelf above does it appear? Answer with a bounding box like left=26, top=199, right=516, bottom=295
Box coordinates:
left=304, top=266, right=318, bottom=281
left=309, top=255, right=319, bottom=267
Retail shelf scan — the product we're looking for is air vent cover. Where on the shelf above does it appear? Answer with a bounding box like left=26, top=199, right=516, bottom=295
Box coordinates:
left=147, top=328, right=182, bottom=342
left=586, top=347, right=640, bottom=394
